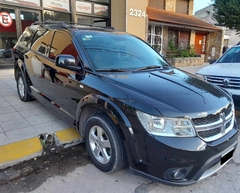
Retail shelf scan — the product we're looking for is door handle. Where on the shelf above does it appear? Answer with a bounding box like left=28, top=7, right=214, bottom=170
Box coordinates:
left=24, top=55, right=29, bottom=59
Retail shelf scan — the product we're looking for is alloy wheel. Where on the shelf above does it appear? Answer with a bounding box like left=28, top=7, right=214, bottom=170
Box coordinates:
left=18, top=76, right=25, bottom=98
left=88, top=125, right=112, bottom=164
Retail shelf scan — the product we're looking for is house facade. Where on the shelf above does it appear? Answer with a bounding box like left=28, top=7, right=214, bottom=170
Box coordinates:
left=0, top=0, right=223, bottom=65
left=195, top=5, right=240, bottom=49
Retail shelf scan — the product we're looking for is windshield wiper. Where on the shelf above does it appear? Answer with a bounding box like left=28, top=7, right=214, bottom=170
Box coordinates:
left=133, top=65, right=168, bottom=72
left=96, top=68, right=128, bottom=72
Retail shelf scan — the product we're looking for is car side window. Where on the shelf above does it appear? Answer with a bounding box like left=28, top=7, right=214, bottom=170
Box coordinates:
left=14, top=27, right=36, bottom=53
left=31, top=29, right=54, bottom=57
left=49, top=31, right=79, bottom=65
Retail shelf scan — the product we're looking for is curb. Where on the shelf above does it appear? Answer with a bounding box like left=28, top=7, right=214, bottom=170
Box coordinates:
left=0, top=128, right=82, bottom=170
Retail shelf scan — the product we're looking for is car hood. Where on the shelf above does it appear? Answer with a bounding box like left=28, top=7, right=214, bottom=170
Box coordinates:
left=99, top=69, right=231, bottom=118
left=197, top=63, right=240, bottom=77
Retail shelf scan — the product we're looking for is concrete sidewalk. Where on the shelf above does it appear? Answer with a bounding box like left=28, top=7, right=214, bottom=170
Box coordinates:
left=177, top=63, right=209, bottom=74
left=0, top=67, right=82, bottom=169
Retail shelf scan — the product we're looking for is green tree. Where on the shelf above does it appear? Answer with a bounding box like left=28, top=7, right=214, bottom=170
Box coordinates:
left=213, top=0, right=240, bottom=34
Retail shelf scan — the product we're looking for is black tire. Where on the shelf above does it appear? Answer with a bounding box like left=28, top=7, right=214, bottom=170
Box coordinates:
left=85, top=114, right=128, bottom=173
left=16, top=72, right=32, bottom=102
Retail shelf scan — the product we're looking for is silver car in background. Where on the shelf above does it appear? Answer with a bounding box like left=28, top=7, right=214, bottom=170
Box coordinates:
left=196, top=45, right=240, bottom=110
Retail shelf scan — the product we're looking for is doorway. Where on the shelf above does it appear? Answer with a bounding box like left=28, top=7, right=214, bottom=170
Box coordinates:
left=195, top=33, right=207, bottom=55
left=0, top=7, right=40, bottom=66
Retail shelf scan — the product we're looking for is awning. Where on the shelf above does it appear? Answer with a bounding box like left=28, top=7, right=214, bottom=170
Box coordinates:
left=147, top=7, right=221, bottom=32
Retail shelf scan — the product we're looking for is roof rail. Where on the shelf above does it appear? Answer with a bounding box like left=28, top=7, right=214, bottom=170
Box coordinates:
left=31, top=20, right=115, bottom=30
left=32, top=20, right=68, bottom=28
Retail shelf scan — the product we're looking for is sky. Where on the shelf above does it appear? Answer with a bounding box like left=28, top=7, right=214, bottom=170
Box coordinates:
left=194, top=0, right=213, bottom=13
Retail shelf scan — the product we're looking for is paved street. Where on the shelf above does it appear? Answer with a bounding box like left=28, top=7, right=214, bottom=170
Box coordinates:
left=0, top=64, right=239, bottom=193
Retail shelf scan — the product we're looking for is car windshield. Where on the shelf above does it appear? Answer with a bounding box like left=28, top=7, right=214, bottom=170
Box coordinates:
left=218, top=46, right=240, bottom=63
left=76, top=31, right=169, bottom=71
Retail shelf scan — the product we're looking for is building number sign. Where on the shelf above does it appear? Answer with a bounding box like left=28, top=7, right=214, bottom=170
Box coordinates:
left=129, top=8, right=146, bottom=18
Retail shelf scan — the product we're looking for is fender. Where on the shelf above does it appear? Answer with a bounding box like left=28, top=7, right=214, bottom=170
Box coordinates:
left=76, top=94, right=132, bottom=132
left=76, top=94, right=143, bottom=164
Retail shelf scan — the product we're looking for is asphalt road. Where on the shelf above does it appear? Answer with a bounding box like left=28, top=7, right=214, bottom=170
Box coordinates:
left=0, top=65, right=240, bottom=193
left=1, top=137, right=240, bottom=193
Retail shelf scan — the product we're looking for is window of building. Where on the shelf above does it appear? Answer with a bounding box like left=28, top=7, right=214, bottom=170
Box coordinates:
left=0, top=8, right=17, bottom=49
left=94, top=0, right=110, bottom=2
left=168, top=29, right=178, bottom=51
left=43, top=10, right=71, bottom=22
left=76, top=1, right=110, bottom=27
left=148, top=24, right=162, bottom=53
left=20, top=11, right=39, bottom=32
left=168, top=29, right=190, bottom=50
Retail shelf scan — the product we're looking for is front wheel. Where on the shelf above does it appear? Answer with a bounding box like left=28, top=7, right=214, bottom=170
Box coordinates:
left=85, top=114, right=127, bottom=173
left=16, top=72, right=32, bottom=102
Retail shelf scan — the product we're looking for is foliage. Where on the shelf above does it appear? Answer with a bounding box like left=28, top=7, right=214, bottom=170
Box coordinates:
left=179, top=48, right=190, bottom=57
left=188, top=45, right=196, bottom=57
left=213, top=0, right=240, bottom=34
left=167, top=40, right=196, bottom=58
left=152, top=44, right=160, bottom=52
left=167, top=39, right=179, bottom=58
left=168, top=39, right=178, bottom=53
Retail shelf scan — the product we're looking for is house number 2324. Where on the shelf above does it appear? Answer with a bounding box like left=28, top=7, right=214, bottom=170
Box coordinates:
left=129, top=8, right=146, bottom=18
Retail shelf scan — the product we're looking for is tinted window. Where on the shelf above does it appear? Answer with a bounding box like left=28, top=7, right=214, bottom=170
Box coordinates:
left=31, top=28, right=53, bottom=56
left=16, top=27, right=36, bottom=50
left=77, top=32, right=169, bottom=70
left=50, top=31, right=78, bottom=64
left=218, top=46, right=240, bottom=63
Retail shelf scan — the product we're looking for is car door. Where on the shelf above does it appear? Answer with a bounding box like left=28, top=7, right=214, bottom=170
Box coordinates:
left=25, top=28, right=54, bottom=96
left=41, top=30, right=81, bottom=124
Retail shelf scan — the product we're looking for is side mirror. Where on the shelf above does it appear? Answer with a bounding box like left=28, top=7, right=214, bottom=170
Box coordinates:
left=55, top=54, right=82, bottom=72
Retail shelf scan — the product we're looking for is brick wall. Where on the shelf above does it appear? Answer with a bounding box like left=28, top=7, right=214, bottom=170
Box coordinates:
left=179, top=31, right=190, bottom=49
left=148, top=0, right=165, bottom=9
left=168, top=29, right=190, bottom=49
left=176, top=0, right=188, bottom=14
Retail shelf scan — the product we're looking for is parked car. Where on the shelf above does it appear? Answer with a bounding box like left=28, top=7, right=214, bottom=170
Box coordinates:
left=0, top=49, right=5, bottom=57
left=0, top=48, right=14, bottom=66
left=13, top=21, right=239, bottom=186
left=196, top=45, right=240, bottom=110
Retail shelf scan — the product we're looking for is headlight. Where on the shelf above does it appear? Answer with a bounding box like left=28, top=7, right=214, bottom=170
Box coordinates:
left=136, top=111, right=196, bottom=137
left=195, top=73, right=206, bottom=80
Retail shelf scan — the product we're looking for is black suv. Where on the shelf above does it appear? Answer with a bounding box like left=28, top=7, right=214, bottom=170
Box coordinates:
left=13, top=21, right=239, bottom=185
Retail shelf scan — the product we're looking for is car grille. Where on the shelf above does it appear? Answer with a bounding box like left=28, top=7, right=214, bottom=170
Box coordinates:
left=192, top=104, right=234, bottom=142
left=206, top=75, right=240, bottom=90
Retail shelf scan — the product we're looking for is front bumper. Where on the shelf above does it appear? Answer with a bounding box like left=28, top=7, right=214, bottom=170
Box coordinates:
left=128, top=120, right=239, bottom=186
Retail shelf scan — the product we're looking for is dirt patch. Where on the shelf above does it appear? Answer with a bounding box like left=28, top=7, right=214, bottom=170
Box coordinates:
left=0, top=143, right=91, bottom=193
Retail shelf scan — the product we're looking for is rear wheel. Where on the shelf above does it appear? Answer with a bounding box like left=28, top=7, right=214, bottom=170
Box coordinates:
left=16, top=72, right=32, bottom=102
left=85, top=114, right=127, bottom=173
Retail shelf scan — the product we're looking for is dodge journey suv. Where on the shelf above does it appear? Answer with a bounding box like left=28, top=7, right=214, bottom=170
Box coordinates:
left=13, top=21, right=239, bottom=185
